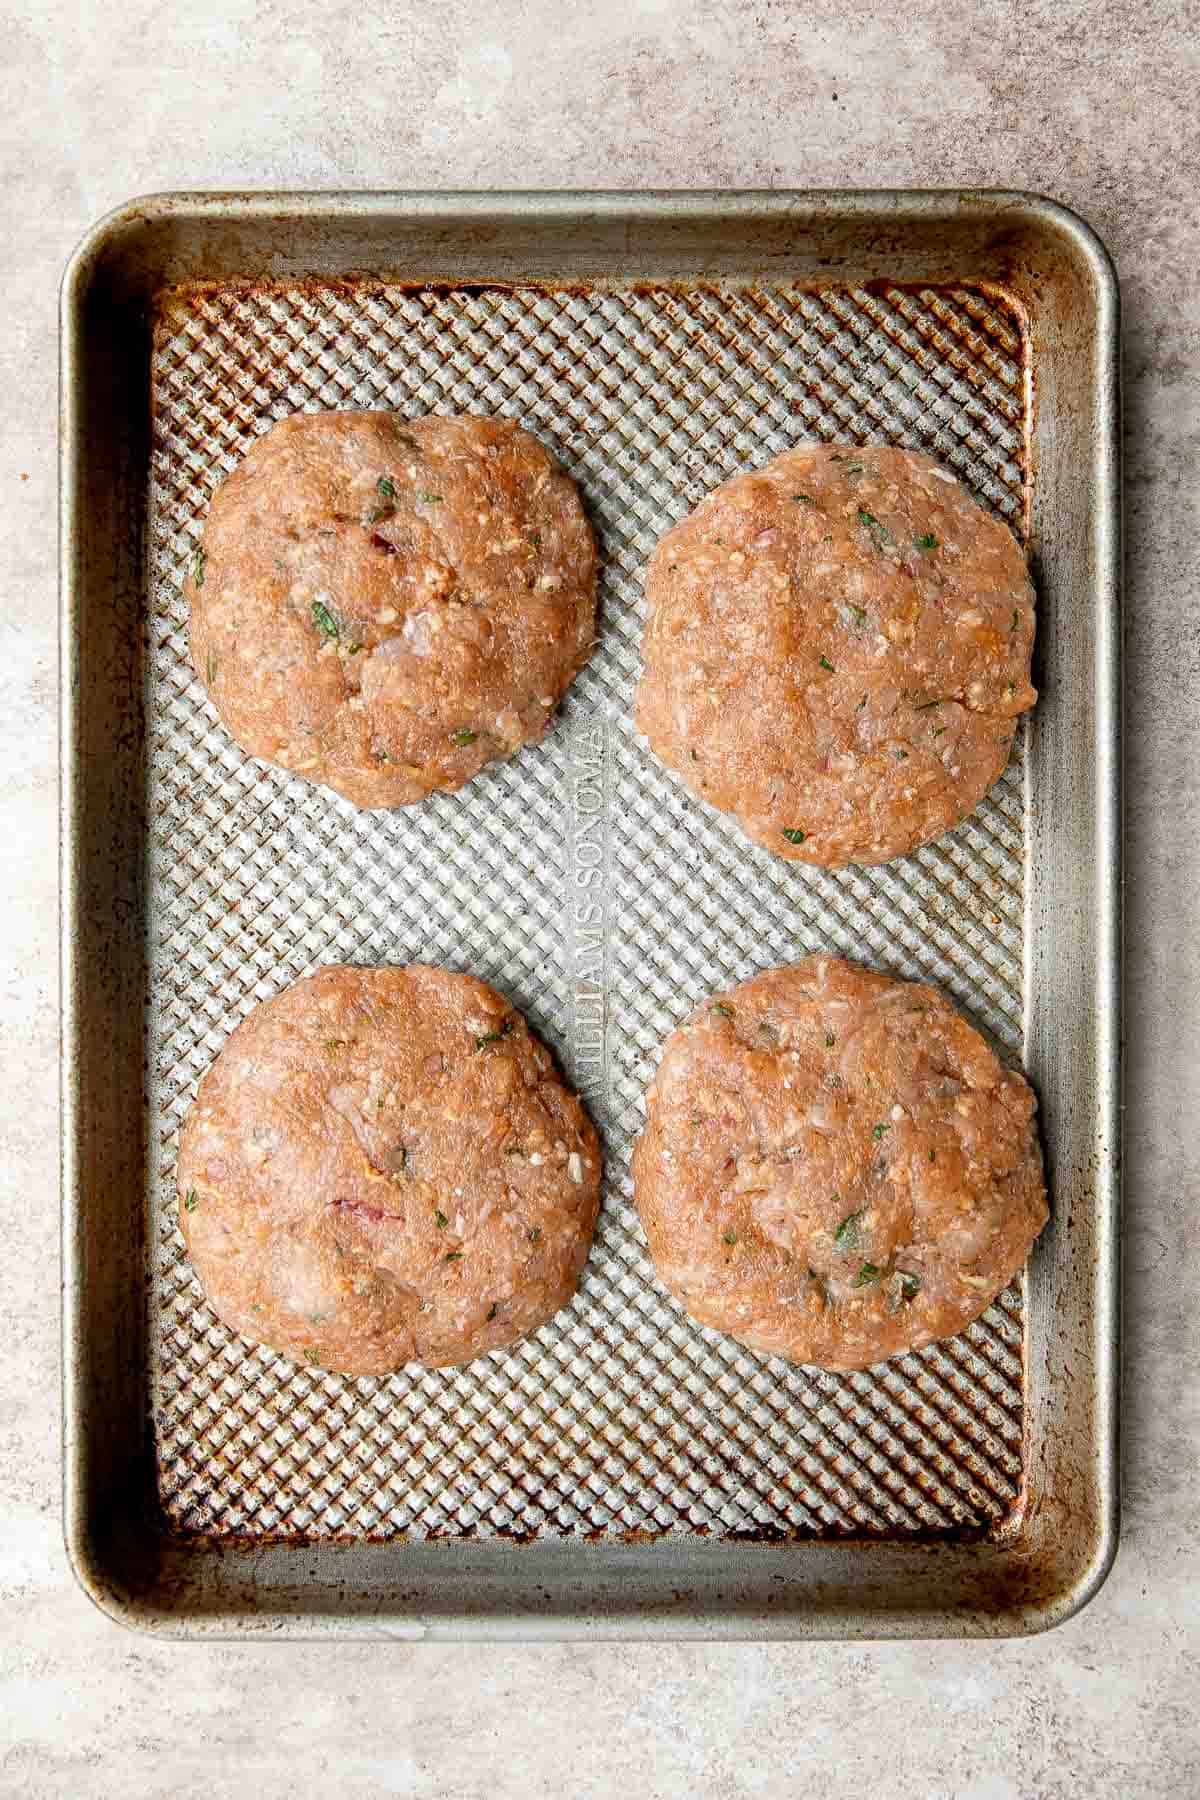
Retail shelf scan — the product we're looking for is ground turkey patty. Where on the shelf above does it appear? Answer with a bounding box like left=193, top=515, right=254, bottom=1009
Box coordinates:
left=177, top=965, right=602, bottom=1374
left=187, top=411, right=597, bottom=807
left=636, top=444, right=1036, bottom=867
left=632, top=956, right=1047, bottom=1370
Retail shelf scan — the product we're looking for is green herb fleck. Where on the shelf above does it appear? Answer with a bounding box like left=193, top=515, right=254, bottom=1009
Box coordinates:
left=434, top=1209, right=448, bottom=1230
left=872, top=1122, right=891, bottom=1140
left=900, top=1273, right=922, bottom=1301
left=323, top=1038, right=348, bottom=1051
left=894, top=748, right=909, bottom=761
left=378, top=476, right=397, bottom=499
left=710, top=1002, right=736, bottom=1019
left=486, top=1302, right=498, bottom=1322
left=444, top=1250, right=463, bottom=1262
left=417, top=490, right=444, bottom=504
left=847, top=604, right=867, bottom=626
left=529, top=530, right=542, bottom=548
left=856, top=693, right=868, bottom=712
left=183, top=1188, right=199, bottom=1213
left=932, top=725, right=948, bottom=739
left=825, top=1032, right=836, bottom=1048
left=303, top=1347, right=321, bottom=1365
left=346, top=642, right=363, bottom=655
left=503, top=1143, right=526, bottom=1158
left=191, top=547, right=206, bottom=588
left=858, top=508, right=894, bottom=549
left=527, top=1226, right=542, bottom=1244
left=819, top=655, right=836, bottom=673
left=852, top=1262, right=883, bottom=1287
left=251, top=1303, right=263, bottom=1315
left=915, top=532, right=938, bottom=552
left=929, top=1149, right=937, bottom=1162
left=367, top=503, right=394, bottom=524
left=793, top=493, right=817, bottom=506
left=723, top=1230, right=738, bottom=1246
left=311, top=599, right=340, bottom=642
left=782, top=828, right=807, bottom=845
left=451, top=728, right=478, bottom=746
left=475, top=1017, right=514, bottom=1051
left=834, top=1209, right=864, bottom=1251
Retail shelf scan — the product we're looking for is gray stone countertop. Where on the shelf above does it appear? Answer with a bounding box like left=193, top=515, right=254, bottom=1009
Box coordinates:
left=3, top=1, right=1197, bottom=1794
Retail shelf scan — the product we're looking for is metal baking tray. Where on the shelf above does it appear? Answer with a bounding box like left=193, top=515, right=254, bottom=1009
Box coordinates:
left=60, top=191, right=1120, bottom=1639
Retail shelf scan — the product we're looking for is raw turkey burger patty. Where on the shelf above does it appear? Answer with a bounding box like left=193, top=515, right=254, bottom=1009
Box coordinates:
left=177, top=965, right=602, bottom=1374
left=636, top=444, right=1036, bottom=866
left=632, top=955, right=1047, bottom=1370
left=187, top=410, right=597, bottom=807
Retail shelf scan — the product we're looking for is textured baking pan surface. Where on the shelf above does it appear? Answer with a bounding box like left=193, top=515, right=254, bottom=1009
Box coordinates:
left=61, top=192, right=1120, bottom=1638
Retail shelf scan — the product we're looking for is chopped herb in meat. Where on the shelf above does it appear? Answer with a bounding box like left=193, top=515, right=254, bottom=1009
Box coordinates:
left=858, top=508, right=894, bottom=549
left=311, top=599, right=340, bottom=642
left=474, top=1017, right=514, bottom=1050
left=527, top=1226, right=542, bottom=1244
left=417, top=490, right=444, bottom=504
left=451, top=728, right=478, bottom=746
left=852, top=1262, right=883, bottom=1287
left=792, top=493, right=817, bottom=506
left=378, top=476, right=397, bottom=499
left=834, top=1208, right=864, bottom=1250
left=847, top=604, right=867, bottom=626
left=723, top=1230, right=738, bottom=1246
left=819, top=655, right=836, bottom=673
left=710, top=1002, right=736, bottom=1019
left=303, top=1348, right=321, bottom=1365
left=444, top=1250, right=463, bottom=1262
left=932, top=725, right=947, bottom=738
left=915, top=532, right=938, bottom=551
left=825, top=1032, right=836, bottom=1047
left=900, top=1273, right=922, bottom=1301
left=872, top=1122, right=891, bottom=1140
left=434, top=1209, right=448, bottom=1230
left=183, top=1188, right=199, bottom=1212
left=782, top=828, right=806, bottom=845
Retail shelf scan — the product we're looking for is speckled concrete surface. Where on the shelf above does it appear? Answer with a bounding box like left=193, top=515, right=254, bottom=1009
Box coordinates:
left=3, top=2, right=1198, bottom=1795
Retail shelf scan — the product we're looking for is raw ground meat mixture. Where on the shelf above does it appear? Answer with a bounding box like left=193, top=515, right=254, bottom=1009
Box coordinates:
left=177, top=965, right=602, bottom=1374
left=632, top=955, right=1047, bottom=1370
left=636, top=444, right=1036, bottom=867
left=188, top=410, right=597, bottom=808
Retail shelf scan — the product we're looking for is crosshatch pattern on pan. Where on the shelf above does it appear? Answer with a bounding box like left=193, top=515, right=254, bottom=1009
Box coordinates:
left=147, top=278, right=1032, bottom=1543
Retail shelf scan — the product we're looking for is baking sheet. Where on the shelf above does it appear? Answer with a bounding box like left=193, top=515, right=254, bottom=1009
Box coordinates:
left=61, top=192, right=1120, bottom=1635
